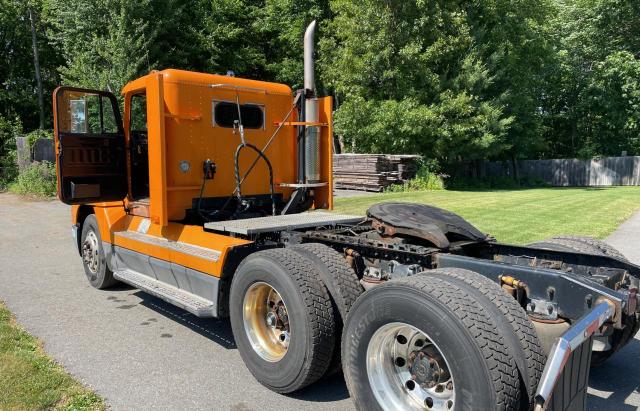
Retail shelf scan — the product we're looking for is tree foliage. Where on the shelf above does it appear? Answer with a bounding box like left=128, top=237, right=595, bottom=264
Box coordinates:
left=1, top=0, right=640, bottom=172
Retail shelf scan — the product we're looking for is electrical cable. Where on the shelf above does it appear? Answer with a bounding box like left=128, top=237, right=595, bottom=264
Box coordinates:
left=234, top=143, right=276, bottom=216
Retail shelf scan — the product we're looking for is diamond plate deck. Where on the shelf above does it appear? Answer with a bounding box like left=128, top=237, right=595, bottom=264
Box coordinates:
left=204, top=212, right=364, bottom=235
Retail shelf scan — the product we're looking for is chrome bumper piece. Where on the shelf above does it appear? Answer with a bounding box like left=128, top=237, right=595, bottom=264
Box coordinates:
left=534, top=302, right=615, bottom=411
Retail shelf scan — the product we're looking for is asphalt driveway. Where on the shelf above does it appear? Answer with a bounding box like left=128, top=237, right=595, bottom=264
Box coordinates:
left=0, top=193, right=638, bottom=410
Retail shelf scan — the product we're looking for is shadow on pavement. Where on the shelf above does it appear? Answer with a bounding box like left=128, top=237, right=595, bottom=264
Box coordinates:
left=587, top=394, right=638, bottom=411
left=288, top=373, right=350, bottom=402
left=136, top=291, right=237, bottom=349
left=135, top=290, right=352, bottom=402
left=588, top=338, right=640, bottom=410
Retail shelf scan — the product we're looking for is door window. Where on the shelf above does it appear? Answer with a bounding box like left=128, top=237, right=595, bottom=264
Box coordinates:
left=58, top=91, right=122, bottom=135
left=53, top=87, right=126, bottom=204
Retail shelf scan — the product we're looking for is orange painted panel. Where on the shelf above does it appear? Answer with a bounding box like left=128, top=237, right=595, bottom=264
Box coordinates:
left=111, top=216, right=250, bottom=276
left=93, top=206, right=129, bottom=241
left=146, top=73, right=168, bottom=226
left=314, top=96, right=334, bottom=210
left=125, top=69, right=298, bottom=223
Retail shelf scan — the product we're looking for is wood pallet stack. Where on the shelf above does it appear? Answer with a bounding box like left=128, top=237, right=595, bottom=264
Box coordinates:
left=333, top=154, right=421, bottom=192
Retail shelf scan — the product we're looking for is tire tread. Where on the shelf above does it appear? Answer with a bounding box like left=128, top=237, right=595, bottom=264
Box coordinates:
left=235, top=248, right=335, bottom=391
left=391, top=275, right=520, bottom=410
left=428, top=268, right=546, bottom=406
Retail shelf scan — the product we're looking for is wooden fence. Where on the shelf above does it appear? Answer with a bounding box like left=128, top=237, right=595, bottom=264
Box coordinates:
left=477, top=156, right=640, bottom=186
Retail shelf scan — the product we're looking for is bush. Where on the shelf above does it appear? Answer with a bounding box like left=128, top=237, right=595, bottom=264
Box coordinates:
left=0, top=115, right=22, bottom=191
left=0, top=153, right=18, bottom=191
left=9, top=162, right=57, bottom=198
left=24, top=129, right=53, bottom=147
left=386, top=164, right=446, bottom=192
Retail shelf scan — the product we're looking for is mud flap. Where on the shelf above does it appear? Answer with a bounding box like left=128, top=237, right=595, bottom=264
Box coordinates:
left=534, top=302, right=615, bottom=411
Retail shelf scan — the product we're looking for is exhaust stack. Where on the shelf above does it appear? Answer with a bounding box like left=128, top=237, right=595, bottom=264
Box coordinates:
left=303, top=20, right=321, bottom=183
left=304, top=20, right=317, bottom=94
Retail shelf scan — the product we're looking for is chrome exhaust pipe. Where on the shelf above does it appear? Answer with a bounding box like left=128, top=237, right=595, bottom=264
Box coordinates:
left=304, top=20, right=317, bottom=94
left=303, top=20, right=320, bottom=183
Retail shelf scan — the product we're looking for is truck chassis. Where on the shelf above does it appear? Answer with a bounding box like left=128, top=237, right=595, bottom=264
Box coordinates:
left=52, top=20, right=639, bottom=410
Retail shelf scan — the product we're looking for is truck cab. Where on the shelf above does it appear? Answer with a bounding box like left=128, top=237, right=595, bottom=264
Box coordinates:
left=54, top=67, right=338, bottom=314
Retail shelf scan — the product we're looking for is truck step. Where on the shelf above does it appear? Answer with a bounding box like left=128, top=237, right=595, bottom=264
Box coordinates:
left=113, top=269, right=216, bottom=317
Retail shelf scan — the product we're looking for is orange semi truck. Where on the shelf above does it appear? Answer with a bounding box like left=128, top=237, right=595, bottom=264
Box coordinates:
left=53, top=21, right=639, bottom=410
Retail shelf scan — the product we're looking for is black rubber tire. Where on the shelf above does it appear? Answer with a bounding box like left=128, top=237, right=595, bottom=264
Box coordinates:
left=342, top=275, right=520, bottom=411
left=527, top=236, right=627, bottom=260
left=425, top=268, right=545, bottom=409
left=291, top=243, right=363, bottom=321
left=80, top=214, right=118, bottom=289
left=527, top=235, right=635, bottom=365
left=553, top=236, right=627, bottom=260
left=291, top=243, right=364, bottom=376
left=591, top=314, right=639, bottom=366
left=229, top=248, right=335, bottom=393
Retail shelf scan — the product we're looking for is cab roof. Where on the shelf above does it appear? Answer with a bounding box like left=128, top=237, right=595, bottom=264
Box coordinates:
left=121, top=68, right=293, bottom=96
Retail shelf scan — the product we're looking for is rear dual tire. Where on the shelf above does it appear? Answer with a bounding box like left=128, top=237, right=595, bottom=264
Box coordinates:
left=229, top=248, right=336, bottom=393
left=291, top=243, right=363, bottom=375
left=427, top=268, right=545, bottom=409
left=342, top=274, right=522, bottom=411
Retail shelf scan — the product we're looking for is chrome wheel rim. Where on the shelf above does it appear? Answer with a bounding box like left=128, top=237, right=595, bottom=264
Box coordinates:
left=82, top=230, right=100, bottom=274
left=242, top=282, right=291, bottom=362
left=367, top=322, right=455, bottom=411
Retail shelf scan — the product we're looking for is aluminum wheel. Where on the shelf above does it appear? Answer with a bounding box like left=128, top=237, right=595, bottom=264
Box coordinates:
left=243, top=282, right=291, bottom=362
left=367, top=322, right=455, bottom=410
left=82, top=230, right=100, bottom=274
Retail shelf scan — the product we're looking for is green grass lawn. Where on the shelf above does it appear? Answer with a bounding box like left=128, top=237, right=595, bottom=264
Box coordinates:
left=0, top=302, right=104, bottom=411
left=334, top=187, right=640, bottom=244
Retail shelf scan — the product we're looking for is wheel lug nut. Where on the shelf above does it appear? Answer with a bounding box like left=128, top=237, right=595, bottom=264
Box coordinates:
left=266, top=312, right=277, bottom=327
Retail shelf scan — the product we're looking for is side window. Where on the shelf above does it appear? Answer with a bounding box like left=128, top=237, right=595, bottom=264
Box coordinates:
left=213, top=101, right=264, bottom=129
left=130, top=94, right=147, bottom=132
left=58, top=91, right=120, bottom=134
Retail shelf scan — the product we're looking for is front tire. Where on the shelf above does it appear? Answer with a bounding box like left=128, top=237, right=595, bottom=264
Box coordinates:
left=80, top=214, right=117, bottom=289
left=342, top=275, right=519, bottom=411
left=229, top=248, right=335, bottom=393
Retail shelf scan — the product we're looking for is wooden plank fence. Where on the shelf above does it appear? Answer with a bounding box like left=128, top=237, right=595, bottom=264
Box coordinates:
left=480, top=156, right=640, bottom=186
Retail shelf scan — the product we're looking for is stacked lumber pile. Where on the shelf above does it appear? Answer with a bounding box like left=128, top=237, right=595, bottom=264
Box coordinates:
left=333, top=154, right=421, bottom=192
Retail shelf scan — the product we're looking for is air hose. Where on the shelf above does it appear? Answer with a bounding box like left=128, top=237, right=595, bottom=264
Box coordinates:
left=234, top=143, right=277, bottom=216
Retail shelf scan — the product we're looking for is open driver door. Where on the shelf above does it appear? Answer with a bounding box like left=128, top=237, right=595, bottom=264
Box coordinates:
left=53, top=87, right=127, bottom=204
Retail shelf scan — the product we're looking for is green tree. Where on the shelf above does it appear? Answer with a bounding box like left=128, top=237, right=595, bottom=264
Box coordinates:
left=0, top=114, right=22, bottom=188
left=197, top=0, right=330, bottom=88
left=43, top=0, right=150, bottom=93
left=0, top=0, right=59, bottom=130
left=543, top=0, right=640, bottom=157
left=468, top=0, right=555, bottom=162
left=320, top=0, right=515, bottom=165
